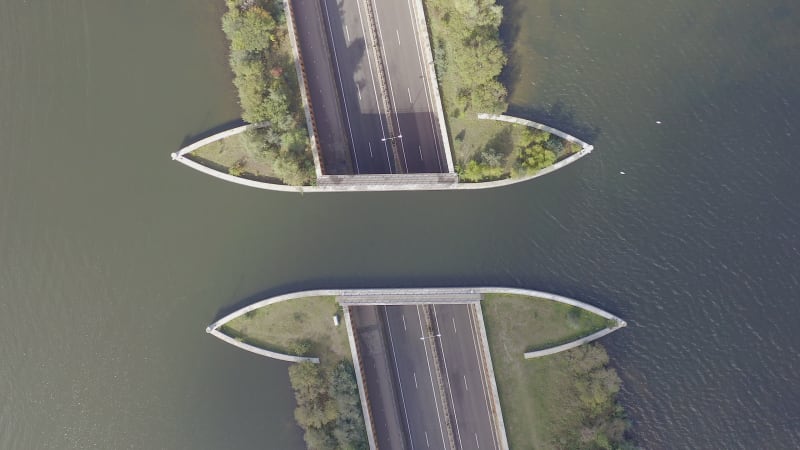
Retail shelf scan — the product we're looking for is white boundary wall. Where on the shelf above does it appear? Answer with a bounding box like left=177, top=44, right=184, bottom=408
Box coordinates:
left=173, top=114, right=593, bottom=192
left=208, top=287, right=625, bottom=361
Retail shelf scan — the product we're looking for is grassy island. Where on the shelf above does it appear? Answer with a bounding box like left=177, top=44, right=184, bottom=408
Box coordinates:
left=424, top=0, right=582, bottom=182
left=220, top=296, right=368, bottom=449
left=482, top=294, right=633, bottom=449
left=189, top=0, right=315, bottom=186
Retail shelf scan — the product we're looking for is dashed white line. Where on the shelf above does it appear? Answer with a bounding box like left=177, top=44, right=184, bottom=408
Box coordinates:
left=408, top=87, right=413, bottom=103
left=433, top=307, right=464, bottom=450
left=413, top=372, right=418, bottom=389
left=418, top=145, right=423, bottom=161
left=416, top=306, right=448, bottom=449
left=396, top=29, right=401, bottom=46
left=402, top=314, right=407, bottom=331
left=357, top=84, right=362, bottom=100
left=453, top=317, right=457, bottom=334
left=321, top=0, right=360, bottom=173
left=476, top=433, right=481, bottom=448
left=345, top=25, right=351, bottom=42
left=383, top=307, right=415, bottom=449
left=425, top=431, right=430, bottom=448
left=355, top=0, right=392, bottom=172
left=368, top=141, right=374, bottom=157
left=464, top=375, right=469, bottom=391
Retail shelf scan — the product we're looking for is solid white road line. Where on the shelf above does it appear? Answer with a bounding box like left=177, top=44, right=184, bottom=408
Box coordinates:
left=355, top=0, right=392, bottom=172
left=432, top=306, right=464, bottom=450
left=416, top=306, right=447, bottom=449
left=321, top=0, right=360, bottom=173
left=369, top=0, right=409, bottom=172
left=404, top=0, right=444, bottom=171
left=383, top=307, right=415, bottom=449
left=468, top=307, right=500, bottom=450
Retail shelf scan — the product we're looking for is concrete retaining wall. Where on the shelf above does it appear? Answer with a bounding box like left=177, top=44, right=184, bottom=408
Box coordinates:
left=282, top=0, right=324, bottom=177
left=173, top=123, right=257, bottom=158
left=209, top=287, right=624, bottom=362
left=172, top=115, right=594, bottom=192
left=408, top=0, right=455, bottom=173
left=206, top=290, right=328, bottom=363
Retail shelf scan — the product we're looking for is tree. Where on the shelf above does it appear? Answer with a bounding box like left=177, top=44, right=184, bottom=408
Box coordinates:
left=222, top=4, right=276, bottom=52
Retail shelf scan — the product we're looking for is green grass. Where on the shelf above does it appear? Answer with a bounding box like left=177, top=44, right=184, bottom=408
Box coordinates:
left=189, top=132, right=282, bottom=183
left=482, top=294, right=625, bottom=449
left=222, top=296, right=350, bottom=368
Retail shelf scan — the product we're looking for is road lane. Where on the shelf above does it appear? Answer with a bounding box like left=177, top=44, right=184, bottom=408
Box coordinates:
left=433, top=304, right=499, bottom=450
left=384, top=305, right=450, bottom=449
left=321, top=0, right=394, bottom=173
left=370, top=0, right=445, bottom=173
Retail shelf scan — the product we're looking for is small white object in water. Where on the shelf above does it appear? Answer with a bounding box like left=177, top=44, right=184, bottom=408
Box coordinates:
left=656, top=120, right=662, bottom=124
left=620, top=171, right=626, bottom=175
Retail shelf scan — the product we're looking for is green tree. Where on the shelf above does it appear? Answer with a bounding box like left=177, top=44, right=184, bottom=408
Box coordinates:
left=222, top=4, right=276, bottom=52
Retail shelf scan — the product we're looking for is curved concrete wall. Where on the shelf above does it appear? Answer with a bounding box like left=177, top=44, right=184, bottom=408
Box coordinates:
left=209, top=287, right=624, bottom=362
left=206, top=290, right=328, bottom=363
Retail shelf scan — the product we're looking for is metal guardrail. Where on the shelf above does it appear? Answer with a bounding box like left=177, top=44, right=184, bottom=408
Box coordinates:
left=360, top=0, right=403, bottom=173
left=421, top=305, right=457, bottom=450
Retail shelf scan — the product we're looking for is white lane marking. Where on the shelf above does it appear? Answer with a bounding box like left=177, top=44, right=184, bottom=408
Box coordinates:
left=418, top=145, right=423, bottom=161
left=383, top=307, right=415, bottom=448
left=321, top=0, right=360, bottom=173
left=468, top=306, right=500, bottom=450
left=464, top=375, right=469, bottom=391
left=357, top=84, right=362, bottom=101
left=476, top=433, right=481, bottom=448
left=345, top=25, right=351, bottom=42
left=355, top=0, right=392, bottom=173
left=413, top=372, right=418, bottom=389
left=432, top=306, right=464, bottom=450
left=369, top=0, right=409, bottom=172
left=425, top=431, right=430, bottom=448
left=452, top=317, right=457, bottom=334
left=416, top=306, right=447, bottom=449
left=396, top=29, right=401, bottom=46
left=368, top=141, right=374, bottom=158
left=404, top=0, right=444, bottom=172
left=408, top=87, right=413, bottom=103
left=402, top=314, right=407, bottom=331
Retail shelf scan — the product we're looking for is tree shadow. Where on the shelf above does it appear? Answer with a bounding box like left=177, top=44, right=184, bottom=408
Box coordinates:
left=507, top=100, right=601, bottom=144
left=497, top=0, right=526, bottom=100
left=179, top=118, right=247, bottom=148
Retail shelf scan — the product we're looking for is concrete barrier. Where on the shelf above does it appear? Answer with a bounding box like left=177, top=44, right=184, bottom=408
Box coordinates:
left=208, top=287, right=624, bottom=362
left=173, top=123, right=258, bottom=158
left=407, top=0, right=455, bottom=173
left=173, top=116, right=594, bottom=192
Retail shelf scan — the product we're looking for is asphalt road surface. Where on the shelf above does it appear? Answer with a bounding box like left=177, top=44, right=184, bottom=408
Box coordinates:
left=352, top=304, right=499, bottom=450
left=431, top=304, right=500, bottom=450
left=319, top=0, right=447, bottom=174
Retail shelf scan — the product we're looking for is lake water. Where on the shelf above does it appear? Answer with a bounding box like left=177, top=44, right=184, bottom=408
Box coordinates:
left=1, top=0, right=798, bottom=448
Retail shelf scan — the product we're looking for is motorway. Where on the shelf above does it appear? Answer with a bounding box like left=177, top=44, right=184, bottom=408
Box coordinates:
left=316, top=0, right=447, bottom=174
left=351, top=304, right=499, bottom=450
